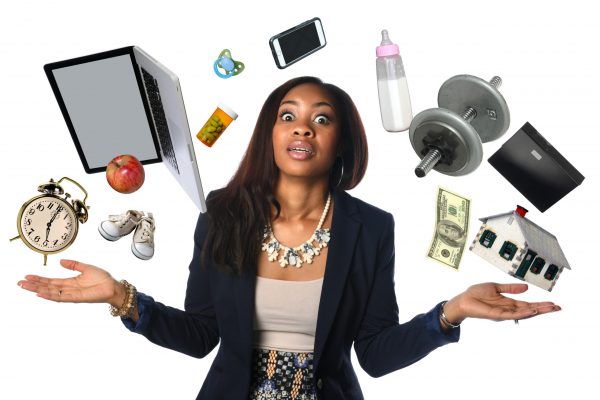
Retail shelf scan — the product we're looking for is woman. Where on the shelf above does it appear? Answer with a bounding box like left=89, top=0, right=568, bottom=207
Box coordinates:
left=18, top=76, right=560, bottom=400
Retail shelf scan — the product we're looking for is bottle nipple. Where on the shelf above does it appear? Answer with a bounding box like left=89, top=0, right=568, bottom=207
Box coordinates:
left=380, top=29, right=392, bottom=45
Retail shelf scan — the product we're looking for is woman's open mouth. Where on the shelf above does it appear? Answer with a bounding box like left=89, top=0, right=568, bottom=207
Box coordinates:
left=287, top=141, right=315, bottom=160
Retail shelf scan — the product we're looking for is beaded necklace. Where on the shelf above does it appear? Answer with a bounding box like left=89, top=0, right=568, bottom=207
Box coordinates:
left=261, top=193, right=331, bottom=268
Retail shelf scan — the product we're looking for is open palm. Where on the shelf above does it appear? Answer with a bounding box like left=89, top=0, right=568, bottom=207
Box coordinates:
left=459, top=282, right=559, bottom=322
left=18, top=259, right=117, bottom=303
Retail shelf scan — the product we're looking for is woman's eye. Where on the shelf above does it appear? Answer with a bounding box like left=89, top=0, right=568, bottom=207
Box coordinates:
left=280, top=112, right=294, bottom=121
left=314, top=115, right=330, bottom=124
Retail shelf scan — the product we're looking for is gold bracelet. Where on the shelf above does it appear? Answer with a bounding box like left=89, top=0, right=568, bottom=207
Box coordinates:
left=109, top=280, right=137, bottom=318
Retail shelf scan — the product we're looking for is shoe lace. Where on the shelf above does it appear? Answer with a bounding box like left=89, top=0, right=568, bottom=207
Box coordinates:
left=108, top=212, right=141, bottom=228
left=137, top=218, right=155, bottom=244
left=107, top=214, right=129, bottom=228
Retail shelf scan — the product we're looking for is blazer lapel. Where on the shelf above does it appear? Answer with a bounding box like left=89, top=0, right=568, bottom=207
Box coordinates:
left=313, top=190, right=361, bottom=372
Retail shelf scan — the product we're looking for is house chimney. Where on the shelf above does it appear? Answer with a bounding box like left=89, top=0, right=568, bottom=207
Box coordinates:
left=515, top=205, right=528, bottom=218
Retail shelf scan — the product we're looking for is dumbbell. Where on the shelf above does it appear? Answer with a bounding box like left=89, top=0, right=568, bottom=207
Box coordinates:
left=409, top=75, right=510, bottom=177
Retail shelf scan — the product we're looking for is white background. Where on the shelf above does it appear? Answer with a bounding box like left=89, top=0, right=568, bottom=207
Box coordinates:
left=1, top=1, right=598, bottom=399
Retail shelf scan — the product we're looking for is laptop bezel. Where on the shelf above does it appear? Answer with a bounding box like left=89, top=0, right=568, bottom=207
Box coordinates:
left=44, top=46, right=163, bottom=173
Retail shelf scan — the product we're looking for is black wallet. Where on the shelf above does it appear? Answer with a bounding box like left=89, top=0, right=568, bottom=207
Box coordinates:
left=488, top=122, right=584, bottom=212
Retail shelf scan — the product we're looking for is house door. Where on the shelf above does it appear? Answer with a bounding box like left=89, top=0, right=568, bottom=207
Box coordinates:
left=515, top=250, right=537, bottom=278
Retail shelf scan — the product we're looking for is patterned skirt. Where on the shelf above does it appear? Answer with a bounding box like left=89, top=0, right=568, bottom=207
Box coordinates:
left=248, top=348, right=317, bottom=400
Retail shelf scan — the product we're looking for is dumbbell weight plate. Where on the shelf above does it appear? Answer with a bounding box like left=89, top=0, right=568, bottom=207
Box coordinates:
left=409, top=108, right=483, bottom=176
left=438, top=75, right=510, bottom=143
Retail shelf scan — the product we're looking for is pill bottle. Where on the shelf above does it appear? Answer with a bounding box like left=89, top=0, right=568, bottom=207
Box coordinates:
left=197, top=103, right=238, bottom=147
left=376, top=29, right=413, bottom=132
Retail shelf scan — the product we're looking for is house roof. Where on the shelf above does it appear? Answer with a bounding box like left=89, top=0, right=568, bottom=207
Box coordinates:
left=479, top=211, right=571, bottom=269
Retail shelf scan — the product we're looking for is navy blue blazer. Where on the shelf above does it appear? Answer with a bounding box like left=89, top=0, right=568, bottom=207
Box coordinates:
left=124, top=189, right=459, bottom=399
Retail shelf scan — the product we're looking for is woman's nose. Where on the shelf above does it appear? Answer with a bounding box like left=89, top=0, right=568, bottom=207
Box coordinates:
left=293, top=121, right=314, bottom=137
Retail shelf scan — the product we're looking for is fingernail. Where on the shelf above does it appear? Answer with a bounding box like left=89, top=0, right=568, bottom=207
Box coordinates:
left=555, top=306, right=562, bottom=311
left=17, top=282, right=23, bottom=288
left=531, top=309, right=538, bottom=315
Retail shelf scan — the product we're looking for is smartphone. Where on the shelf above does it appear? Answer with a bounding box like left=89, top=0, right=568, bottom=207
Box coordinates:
left=269, top=17, right=327, bottom=69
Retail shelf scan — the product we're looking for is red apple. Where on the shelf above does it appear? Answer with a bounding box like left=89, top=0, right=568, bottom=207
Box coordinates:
left=106, top=154, right=145, bottom=194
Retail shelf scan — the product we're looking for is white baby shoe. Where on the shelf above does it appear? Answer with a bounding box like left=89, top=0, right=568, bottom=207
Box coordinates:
left=131, top=213, right=155, bottom=260
left=98, top=210, right=144, bottom=241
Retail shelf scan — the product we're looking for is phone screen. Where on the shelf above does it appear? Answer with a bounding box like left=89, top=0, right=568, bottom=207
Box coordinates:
left=279, top=22, right=321, bottom=63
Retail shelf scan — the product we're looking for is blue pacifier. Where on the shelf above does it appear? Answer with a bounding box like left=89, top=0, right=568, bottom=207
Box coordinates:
left=213, top=49, right=245, bottom=79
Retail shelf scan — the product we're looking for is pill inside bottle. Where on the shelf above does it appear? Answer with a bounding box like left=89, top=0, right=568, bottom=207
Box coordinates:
left=197, top=103, right=238, bottom=147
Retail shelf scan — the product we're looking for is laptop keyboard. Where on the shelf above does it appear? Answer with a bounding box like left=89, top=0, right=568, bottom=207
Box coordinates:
left=141, top=67, right=180, bottom=175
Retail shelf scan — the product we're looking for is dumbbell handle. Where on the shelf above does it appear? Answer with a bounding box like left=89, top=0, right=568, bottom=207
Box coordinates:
left=414, top=76, right=502, bottom=177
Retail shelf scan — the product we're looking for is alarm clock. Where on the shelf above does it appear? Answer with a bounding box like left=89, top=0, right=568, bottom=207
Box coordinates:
left=11, top=177, right=90, bottom=265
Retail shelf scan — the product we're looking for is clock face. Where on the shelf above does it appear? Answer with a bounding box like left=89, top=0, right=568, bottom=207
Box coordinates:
left=18, top=195, right=78, bottom=253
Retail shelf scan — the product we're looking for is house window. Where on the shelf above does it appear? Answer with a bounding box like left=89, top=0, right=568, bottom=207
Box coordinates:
left=544, top=264, right=560, bottom=281
left=479, top=229, right=497, bottom=248
left=530, top=257, right=545, bottom=274
left=499, top=241, right=518, bottom=261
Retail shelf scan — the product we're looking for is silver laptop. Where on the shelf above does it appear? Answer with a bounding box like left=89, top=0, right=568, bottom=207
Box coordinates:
left=44, top=46, right=206, bottom=211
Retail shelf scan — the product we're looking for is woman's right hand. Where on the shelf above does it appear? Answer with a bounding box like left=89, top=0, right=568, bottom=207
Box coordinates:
left=17, top=259, right=125, bottom=307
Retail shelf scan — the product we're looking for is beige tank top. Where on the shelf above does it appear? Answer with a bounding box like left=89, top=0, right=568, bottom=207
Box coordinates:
left=252, top=276, right=324, bottom=353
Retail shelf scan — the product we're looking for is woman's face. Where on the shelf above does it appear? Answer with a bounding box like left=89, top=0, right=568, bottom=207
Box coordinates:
left=272, top=83, right=340, bottom=182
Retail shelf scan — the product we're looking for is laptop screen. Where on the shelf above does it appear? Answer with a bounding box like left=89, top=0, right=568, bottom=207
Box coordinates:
left=45, top=48, right=160, bottom=172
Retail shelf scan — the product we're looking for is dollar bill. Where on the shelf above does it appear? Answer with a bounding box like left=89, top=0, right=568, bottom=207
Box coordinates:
left=426, top=187, right=470, bottom=270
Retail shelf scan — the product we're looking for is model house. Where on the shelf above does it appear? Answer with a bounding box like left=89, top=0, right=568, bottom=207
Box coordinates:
left=469, top=206, right=570, bottom=291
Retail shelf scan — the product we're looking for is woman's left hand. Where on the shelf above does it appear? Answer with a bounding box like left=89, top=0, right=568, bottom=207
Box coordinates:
left=442, top=282, right=560, bottom=326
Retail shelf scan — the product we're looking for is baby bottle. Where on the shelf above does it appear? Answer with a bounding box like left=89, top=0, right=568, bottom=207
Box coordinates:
left=376, top=29, right=413, bottom=132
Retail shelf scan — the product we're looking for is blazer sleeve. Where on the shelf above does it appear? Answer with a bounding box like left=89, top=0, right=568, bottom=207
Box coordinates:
left=121, top=211, right=220, bottom=358
left=353, top=213, right=459, bottom=378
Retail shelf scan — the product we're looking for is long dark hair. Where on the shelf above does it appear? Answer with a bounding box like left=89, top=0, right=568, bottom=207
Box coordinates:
left=204, top=76, right=368, bottom=272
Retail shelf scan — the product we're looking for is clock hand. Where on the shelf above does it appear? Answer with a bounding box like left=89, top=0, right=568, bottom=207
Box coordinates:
left=45, top=207, right=63, bottom=241
left=48, top=206, right=62, bottom=225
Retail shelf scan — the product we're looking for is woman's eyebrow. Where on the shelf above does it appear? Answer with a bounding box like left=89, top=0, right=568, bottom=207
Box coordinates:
left=279, top=99, right=334, bottom=109
left=314, top=101, right=334, bottom=109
